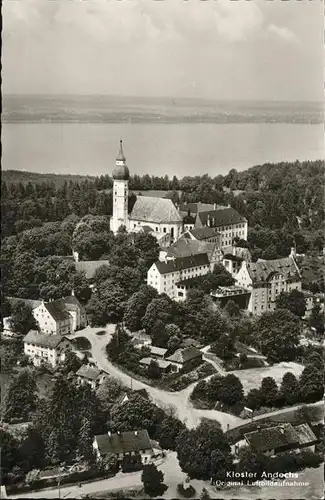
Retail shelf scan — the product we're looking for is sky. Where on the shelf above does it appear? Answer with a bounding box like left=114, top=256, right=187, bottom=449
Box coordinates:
left=2, top=0, right=323, bottom=101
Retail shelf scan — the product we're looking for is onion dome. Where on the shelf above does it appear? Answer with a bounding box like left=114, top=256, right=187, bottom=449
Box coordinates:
left=112, top=139, right=130, bottom=180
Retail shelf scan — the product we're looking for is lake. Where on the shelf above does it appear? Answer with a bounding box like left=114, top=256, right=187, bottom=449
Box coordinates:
left=2, top=122, right=323, bottom=178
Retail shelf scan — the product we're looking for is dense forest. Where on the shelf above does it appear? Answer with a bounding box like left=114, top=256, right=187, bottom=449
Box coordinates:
left=1, top=159, right=324, bottom=301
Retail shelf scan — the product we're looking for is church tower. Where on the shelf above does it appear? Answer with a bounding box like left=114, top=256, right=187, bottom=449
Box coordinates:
left=111, top=140, right=130, bottom=234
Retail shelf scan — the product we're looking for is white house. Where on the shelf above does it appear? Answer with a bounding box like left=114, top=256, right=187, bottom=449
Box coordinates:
left=23, top=330, right=71, bottom=368
left=33, top=295, right=86, bottom=335
left=147, top=253, right=211, bottom=300
left=235, top=256, right=302, bottom=315
left=76, top=365, right=107, bottom=390
left=93, top=430, right=154, bottom=465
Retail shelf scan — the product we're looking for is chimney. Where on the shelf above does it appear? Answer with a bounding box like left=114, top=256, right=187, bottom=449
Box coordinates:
left=71, top=289, right=75, bottom=296
left=117, top=431, right=120, bottom=435
left=134, top=431, right=138, bottom=436
left=108, top=431, right=111, bottom=436
left=207, top=214, right=211, bottom=227
left=213, top=203, right=216, bottom=210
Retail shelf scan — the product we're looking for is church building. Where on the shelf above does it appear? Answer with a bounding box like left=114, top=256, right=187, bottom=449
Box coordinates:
left=111, top=140, right=183, bottom=243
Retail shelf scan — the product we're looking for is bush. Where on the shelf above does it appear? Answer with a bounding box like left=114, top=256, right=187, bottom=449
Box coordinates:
left=177, top=483, right=196, bottom=498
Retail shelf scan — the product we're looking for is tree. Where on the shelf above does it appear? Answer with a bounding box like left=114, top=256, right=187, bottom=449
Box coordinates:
left=9, top=301, right=38, bottom=337
left=96, top=377, right=125, bottom=410
left=236, top=448, right=268, bottom=480
left=218, top=374, right=244, bottom=406
left=77, top=417, right=95, bottom=463
left=123, top=285, right=158, bottom=332
left=25, top=469, right=41, bottom=485
left=245, top=389, right=263, bottom=411
left=62, top=350, right=82, bottom=374
left=156, top=416, right=186, bottom=451
left=276, top=290, right=307, bottom=318
left=253, top=309, right=301, bottom=362
left=109, top=395, right=165, bottom=439
left=142, top=296, right=174, bottom=334
left=134, top=232, right=160, bottom=269
left=224, top=300, right=241, bottom=318
left=279, top=372, right=300, bottom=406
left=87, top=283, right=128, bottom=325
left=150, top=320, right=170, bottom=348
left=0, top=429, right=20, bottom=480
left=200, top=488, right=211, bottom=500
left=299, top=364, right=324, bottom=403
left=3, top=369, right=39, bottom=422
left=106, top=324, right=130, bottom=361
left=141, top=463, right=166, bottom=497
left=176, top=420, right=230, bottom=480
left=308, top=303, right=324, bottom=334
left=147, top=359, right=162, bottom=380
left=210, top=333, right=234, bottom=360
left=260, top=377, right=279, bottom=408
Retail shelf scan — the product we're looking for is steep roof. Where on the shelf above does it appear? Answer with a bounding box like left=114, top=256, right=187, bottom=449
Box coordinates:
left=75, top=260, right=110, bottom=280
left=130, top=196, right=183, bottom=223
left=197, top=207, right=246, bottom=227
left=294, top=424, right=318, bottom=445
left=149, top=346, right=168, bottom=357
left=94, top=430, right=152, bottom=455
left=7, top=297, right=42, bottom=310
left=44, top=301, right=72, bottom=322
left=155, top=253, right=210, bottom=275
left=167, top=239, right=217, bottom=260
left=76, top=365, right=102, bottom=381
left=189, top=227, right=220, bottom=241
left=23, top=330, right=68, bottom=349
left=167, top=346, right=202, bottom=364
left=247, top=257, right=301, bottom=284
left=62, top=295, right=83, bottom=308
left=244, top=424, right=299, bottom=452
left=179, top=203, right=215, bottom=214
left=139, top=357, right=171, bottom=369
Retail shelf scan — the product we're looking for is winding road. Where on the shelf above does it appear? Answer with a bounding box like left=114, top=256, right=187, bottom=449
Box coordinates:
left=69, top=326, right=243, bottom=430
left=70, top=326, right=322, bottom=431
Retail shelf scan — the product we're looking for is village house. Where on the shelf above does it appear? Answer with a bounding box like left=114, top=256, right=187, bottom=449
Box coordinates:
left=147, top=253, right=211, bottom=300
left=139, top=357, right=172, bottom=374
left=234, top=423, right=318, bottom=456
left=167, top=346, right=203, bottom=372
left=23, top=330, right=71, bottom=368
left=235, top=255, right=301, bottom=315
left=93, top=430, right=154, bottom=465
left=149, top=346, right=168, bottom=358
left=76, top=365, right=108, bottom=390
left=32, top=295, right=87, bottom=335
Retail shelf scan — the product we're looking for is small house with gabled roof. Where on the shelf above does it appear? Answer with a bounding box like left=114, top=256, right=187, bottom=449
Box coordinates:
left=23, top=330, right=71, bottom=368
left=93, top=429, right=154, bottom=464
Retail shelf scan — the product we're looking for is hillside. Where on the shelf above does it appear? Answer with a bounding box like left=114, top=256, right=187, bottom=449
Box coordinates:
left=2, top=169, right=96, bottom=187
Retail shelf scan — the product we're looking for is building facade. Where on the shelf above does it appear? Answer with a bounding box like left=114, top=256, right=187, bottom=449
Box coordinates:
left=23, top=330, right=71, bottom=368
left=147, top=253, right=211, bottom=300
left=235, top=257, right=302, bottom=315
left=33, top=300, right=72, bottom=335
